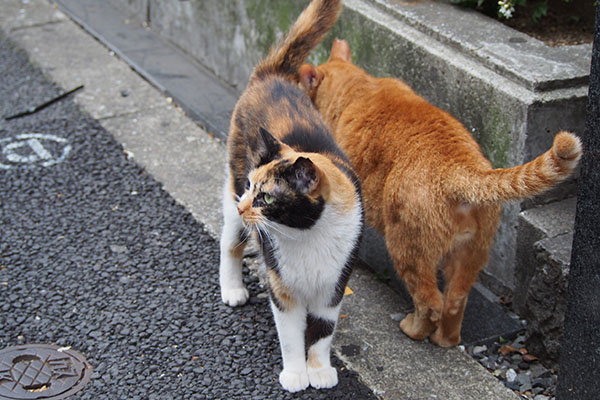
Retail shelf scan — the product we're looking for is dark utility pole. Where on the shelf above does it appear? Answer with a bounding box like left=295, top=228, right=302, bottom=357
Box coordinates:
left=556, top=4, right=600, bottom=399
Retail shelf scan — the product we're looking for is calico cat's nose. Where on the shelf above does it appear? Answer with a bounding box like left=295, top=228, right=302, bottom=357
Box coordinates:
left=237, top=196, right=251, bottom=215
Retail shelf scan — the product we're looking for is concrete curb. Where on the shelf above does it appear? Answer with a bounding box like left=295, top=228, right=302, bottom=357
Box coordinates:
left=1, top=0, right=518, bottom=398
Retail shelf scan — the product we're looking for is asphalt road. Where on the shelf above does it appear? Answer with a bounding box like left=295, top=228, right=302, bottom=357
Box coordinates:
left=0, top=32, right=376, bottom=399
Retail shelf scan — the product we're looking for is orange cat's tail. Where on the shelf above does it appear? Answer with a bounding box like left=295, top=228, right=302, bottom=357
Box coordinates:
left=454, top=131, right=582, bottom=205
left=250, top=0, right=342, bottom=82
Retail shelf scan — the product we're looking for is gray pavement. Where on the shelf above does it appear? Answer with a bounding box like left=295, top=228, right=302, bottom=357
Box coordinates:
left=0, top=1, right=519, bottom=399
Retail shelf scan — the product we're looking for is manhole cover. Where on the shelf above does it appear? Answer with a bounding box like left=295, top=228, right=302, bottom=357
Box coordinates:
left=0, top=344, right=92, bottom=400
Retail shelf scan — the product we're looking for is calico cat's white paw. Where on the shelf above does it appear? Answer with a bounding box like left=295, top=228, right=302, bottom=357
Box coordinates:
left=221, top=287, right=249, bottom=307
left=279, top=369, right=309, bottom=392
left=308, top=366, right=338, bottom=389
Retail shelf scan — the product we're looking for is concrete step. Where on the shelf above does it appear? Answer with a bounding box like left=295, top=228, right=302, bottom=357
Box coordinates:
left=515, top=197, right=577, bottom=369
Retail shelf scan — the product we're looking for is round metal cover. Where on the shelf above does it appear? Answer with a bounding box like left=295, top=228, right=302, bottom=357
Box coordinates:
left=0, top=344, right=92, bottom=400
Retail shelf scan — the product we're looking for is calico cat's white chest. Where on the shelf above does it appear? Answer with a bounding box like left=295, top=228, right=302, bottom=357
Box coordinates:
left=268, top=203, right=362, bottom=304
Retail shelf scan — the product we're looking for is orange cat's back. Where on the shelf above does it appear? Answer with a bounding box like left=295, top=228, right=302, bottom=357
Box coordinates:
left=311, top=60, right=496, bottom=231
left=311, top=56, right=581, bottom=208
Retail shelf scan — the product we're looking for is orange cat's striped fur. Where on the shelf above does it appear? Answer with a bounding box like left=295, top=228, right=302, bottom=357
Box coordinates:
left=299, top=39, right=582, bottom=347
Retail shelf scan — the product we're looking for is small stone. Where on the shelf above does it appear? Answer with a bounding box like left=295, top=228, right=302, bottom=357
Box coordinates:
left=481, top=358, right=497, bottom=370
left=520, top=383, right=533, bottom=393
left=518, top=373, right=532, bottom=392
left=505, top=380, right=520, bottom=391
left=511, top=353, right=523, bottom=364
left=390, top=313, right=405, bottom=321
left=506, top=368, right=518, bottom=382
left=518, top=361, right=530, bottom=370
left=529, top=363, right=550, bottom=379
left=110, top=244, right=128, bottom=253
left=532, top=377, right=553, bottom=389
left=533, top=387, right=545, bottom=395
left=473, top=345, right=487, bottom=355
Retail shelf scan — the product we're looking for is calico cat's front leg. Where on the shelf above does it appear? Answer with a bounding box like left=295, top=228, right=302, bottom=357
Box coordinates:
left=306, top=306, right=340, bottom=389
left=219, top=180, right=249, bottom=306
left=270, top=302, right=310, bottom=392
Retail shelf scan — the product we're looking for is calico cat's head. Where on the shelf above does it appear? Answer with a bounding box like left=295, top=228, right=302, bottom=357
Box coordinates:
left=237, top=127, right=328, bottom=231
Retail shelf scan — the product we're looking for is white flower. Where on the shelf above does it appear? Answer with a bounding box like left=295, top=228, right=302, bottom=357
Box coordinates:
left=498, top=0, right=515, bottom=19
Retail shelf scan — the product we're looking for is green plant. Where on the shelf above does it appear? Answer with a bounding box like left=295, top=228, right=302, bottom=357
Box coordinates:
left=532, top=0, right=548, bottom=21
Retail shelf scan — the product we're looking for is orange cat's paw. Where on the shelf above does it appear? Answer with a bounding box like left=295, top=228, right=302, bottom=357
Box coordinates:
left=429, top=328, right=460, bottom=348
left=399, top=313, right=437, bottom=341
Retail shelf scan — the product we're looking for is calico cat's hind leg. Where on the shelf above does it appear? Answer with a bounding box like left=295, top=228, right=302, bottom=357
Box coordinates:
left=219, top=179, right=250, bottom=307
left=306, top=306, right=341, bottom=389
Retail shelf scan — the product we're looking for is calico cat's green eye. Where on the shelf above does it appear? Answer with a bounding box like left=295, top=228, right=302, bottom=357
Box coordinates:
left=264, top=193, right=275, bottom=204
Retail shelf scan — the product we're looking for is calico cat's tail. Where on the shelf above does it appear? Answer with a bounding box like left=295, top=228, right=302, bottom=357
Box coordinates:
left=250, top=0, right=342, bottom=82
left=454, top=131, right=582, bottom=205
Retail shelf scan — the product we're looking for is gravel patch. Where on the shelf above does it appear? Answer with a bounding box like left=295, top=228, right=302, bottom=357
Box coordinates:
left=462, top=333, right=558, bottom=400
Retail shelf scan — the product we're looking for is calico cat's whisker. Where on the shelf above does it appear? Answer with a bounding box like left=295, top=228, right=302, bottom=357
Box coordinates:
left=251, top=219, right=265, bottom=241
left=257, top=221, right=276, bottom=247
left=232, top=230, right=249, bottom=251
left=262, top=219, right=294, bottom=240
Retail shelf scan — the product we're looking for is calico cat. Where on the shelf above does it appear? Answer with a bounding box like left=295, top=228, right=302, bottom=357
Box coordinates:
left=298, top=39, right=582, bottom=347
left=219, top=0, right=363, bottom=393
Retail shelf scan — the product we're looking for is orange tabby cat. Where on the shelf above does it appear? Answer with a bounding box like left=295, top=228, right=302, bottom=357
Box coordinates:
left=298, top=39, right=582, bottom=347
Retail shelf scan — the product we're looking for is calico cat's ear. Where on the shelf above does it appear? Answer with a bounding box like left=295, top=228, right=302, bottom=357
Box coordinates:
left=257, top=127, right=282, bottom=164
left=286, top=157, right=319, bottom=195
left=299, top=64, right=322, bottom=92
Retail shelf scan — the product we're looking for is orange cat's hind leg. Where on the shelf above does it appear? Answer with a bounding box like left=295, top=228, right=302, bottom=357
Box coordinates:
left=397, top=261, right=444, bottom=341
left=430, top=241, right=489, bottom=347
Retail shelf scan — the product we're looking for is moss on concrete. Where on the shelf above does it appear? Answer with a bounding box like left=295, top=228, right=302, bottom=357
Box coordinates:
left=481, top=105, right=512, bottom=168
left=245, top=0, right=309, bottom=57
